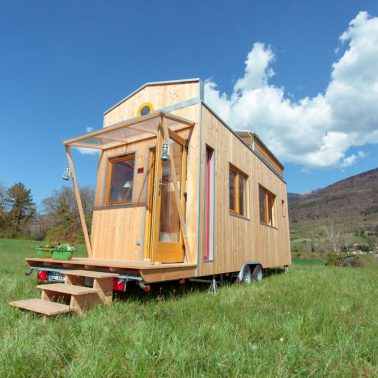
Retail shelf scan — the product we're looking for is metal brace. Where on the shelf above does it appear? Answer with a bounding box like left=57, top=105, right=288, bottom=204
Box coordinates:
left=208, top=277, right=218, bottom=294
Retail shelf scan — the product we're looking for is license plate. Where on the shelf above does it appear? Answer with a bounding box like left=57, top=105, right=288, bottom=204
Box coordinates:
left=49, top=272, right=65, bottom=282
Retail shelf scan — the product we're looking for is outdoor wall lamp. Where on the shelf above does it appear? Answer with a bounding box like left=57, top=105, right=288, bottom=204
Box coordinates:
left=62, top=167, right=71, bottom=181
left=161, top=143, right=170, bottom=160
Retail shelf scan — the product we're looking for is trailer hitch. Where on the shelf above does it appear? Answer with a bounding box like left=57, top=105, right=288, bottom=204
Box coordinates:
left=24, top=269, right=33, bottom=276
left=138, top=282, right=151, bottom=293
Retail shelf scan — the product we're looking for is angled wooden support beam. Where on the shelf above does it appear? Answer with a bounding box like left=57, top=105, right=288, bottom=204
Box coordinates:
left=65, top=146, right=93, bottom=257
left=161, top=117, right=192, bottom=263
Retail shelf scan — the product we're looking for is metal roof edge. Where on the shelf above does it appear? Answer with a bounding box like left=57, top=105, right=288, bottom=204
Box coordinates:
left=103, top=78, right=201, bottom=115
left=234, top=130, right=284, bottom=170
left=200, top=101, right=286, bottom=184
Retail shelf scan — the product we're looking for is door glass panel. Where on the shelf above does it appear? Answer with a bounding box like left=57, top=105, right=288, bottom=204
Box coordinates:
left=238, top=174, right=246, bottom=216
left=229, top=169, right=237, bottom=211
left=159, top=140, right=182, bottom=243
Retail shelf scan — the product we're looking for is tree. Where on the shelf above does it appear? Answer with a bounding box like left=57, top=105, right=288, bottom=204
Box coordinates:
left=315, top=209, right=353, bottom=259
left=0, top=182, right=7, bottom=230
left=41, top=186, right=94, bottom=242
left=4, top=183, right=36, bottom=235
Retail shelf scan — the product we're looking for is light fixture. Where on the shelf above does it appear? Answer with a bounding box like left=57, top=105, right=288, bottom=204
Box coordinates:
left=161, top=143, right=169, bottom=160
left=123, top=180, right=132, bottom=189
left=62, top=167, right=71, bottom=180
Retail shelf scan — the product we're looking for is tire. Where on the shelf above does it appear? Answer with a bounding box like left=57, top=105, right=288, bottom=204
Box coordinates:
left=251, top=265, right=263, bottom=281
left=239, top=265, right=252, bottom=284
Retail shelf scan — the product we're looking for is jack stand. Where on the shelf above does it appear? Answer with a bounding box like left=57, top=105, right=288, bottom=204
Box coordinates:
left=208, top=277, right=217, bottom=294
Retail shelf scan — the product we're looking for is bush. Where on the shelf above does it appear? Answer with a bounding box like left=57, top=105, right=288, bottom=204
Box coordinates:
left=325, top=253, right=340, bottom=266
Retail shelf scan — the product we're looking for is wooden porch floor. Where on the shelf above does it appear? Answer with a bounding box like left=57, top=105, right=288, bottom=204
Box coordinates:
left=26, top=258, right=197, bottom=283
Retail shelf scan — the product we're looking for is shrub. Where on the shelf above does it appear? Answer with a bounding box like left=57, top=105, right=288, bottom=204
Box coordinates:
left=325, top=253, right=340, bottom=266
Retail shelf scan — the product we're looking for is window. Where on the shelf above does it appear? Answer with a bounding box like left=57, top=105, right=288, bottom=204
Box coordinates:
left=282, top=200, right=286, bottom=217
left=259, top=185, right=276, bottom=227
left=229, top=164, right=248, bottom=217
left=137, top=102, right=153, bottom=117
left=105, top=154, right=135, bottom=206
left=204, top=146, right=215, bottom=261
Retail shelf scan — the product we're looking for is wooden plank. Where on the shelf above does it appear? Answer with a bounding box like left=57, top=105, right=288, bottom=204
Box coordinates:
left=161, top=117, right=192, bottom=262
left=93, top=278, right=114, bottom=305
left=70, top=293, right=102, bottom=315
left=60, top=269, right=119, bottom=279
left=26, top=257, right=196, bottom=270
left=37, top=283, right=100, bottom=296
left=9, top=299, right=71, bottom=316
left=140, top=266, right=197, bottom=283
left=66, top=146, right=93, bottom=257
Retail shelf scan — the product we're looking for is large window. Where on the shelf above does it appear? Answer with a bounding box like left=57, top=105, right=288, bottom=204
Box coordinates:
left=259, top=185, right=276, bottom=227
left=229, top=164, right=248, bottom=217
left=105, top=154, right=135, bottom=206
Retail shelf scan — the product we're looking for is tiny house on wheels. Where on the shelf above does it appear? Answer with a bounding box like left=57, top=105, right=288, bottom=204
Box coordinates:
left=10, top=78, right=291, bottom=315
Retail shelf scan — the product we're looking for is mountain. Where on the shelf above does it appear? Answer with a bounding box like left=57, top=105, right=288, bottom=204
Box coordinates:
left=288, top=168, right=378, bottom=236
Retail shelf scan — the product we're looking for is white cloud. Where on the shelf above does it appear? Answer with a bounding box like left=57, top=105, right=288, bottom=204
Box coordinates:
left=75, top=147, right=99, bottom=155
left=76, top=126, right=99, bottom=155
left=204, top=11, right=378, bottom=168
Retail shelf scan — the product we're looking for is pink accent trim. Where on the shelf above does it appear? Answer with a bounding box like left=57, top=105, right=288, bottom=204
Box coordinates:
left=205, top=148, right=211, bottom=260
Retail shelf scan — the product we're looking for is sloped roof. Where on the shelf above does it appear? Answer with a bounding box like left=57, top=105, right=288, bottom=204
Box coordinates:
left=104, top=78, right=201, bottom=115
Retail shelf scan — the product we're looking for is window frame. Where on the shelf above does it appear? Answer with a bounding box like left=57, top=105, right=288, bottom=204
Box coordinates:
left=137, top=102, right=154, bottom=117
left=259, top=184, right=277, bottom=228
left=204, top=145, right=215, bottom=261
left=105, top=153, right=136, bottom=207
left=229, top=164, right=248, bottom=218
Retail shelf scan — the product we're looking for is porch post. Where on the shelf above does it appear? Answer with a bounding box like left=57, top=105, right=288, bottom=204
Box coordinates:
left=161, top=117, right=192, bottom=263
left=65, top=145, right=93, bottom=257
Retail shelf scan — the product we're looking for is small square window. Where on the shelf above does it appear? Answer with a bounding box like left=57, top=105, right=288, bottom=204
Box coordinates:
left=105, top=154, right=135, bottom=206
left=229, top=164, right=248, bottom=217
left=259, top=185, right=276, bottom=227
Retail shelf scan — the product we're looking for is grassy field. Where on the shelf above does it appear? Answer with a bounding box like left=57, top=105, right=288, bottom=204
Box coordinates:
left=1, top=239, right=378, bottom=377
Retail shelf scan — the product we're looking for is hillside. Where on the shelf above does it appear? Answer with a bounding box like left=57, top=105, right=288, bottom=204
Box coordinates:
left=288, top=168, right=378, bottom=239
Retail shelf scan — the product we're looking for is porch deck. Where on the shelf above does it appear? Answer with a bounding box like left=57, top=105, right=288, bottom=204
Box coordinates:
left=26, top=258, right=197, bottom=283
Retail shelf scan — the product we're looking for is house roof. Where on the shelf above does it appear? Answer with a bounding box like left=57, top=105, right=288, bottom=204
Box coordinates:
left=104, top=78, right=201, bottom=115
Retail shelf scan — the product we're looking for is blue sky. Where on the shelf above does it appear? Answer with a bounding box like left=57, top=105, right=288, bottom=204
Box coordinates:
left=0, top=0, right=377, bottom=208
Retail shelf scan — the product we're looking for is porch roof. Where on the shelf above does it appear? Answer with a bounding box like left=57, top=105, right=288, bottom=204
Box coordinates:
left=63, top=111, right=195, bottom=150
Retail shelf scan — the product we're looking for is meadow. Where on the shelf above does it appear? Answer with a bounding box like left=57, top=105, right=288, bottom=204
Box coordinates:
left=1, top=238, right=377, bottom=377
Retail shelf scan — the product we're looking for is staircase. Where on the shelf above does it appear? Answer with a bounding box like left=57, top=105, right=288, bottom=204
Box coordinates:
left=9, top=270, right=120, bottom=316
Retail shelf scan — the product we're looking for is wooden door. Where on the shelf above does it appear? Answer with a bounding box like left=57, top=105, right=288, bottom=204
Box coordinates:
left=151, top=129, right=187, bottom=263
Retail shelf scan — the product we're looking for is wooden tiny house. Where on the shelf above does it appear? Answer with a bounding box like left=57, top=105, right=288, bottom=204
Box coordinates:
left=12, top=78, right=291, bottom=315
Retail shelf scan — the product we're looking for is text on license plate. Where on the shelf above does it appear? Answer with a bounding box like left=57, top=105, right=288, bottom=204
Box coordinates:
left=48, top=272, right=65, bottom=282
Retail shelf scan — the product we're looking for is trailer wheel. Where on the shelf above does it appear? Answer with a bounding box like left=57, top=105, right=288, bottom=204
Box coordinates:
left=239, top=265, right=252, bottom=284
left=252, top=264, right=263, bottom=281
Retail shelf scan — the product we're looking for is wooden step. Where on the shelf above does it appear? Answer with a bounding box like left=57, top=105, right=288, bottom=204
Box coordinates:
left=59, top=269, right=119, bottom=279
left=37, top=283, right=100, bottom=296
left=9, top=299, right=71, bottom=316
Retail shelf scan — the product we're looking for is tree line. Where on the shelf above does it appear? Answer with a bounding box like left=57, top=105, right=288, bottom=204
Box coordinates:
left=0, top=182, right=94, bottom=242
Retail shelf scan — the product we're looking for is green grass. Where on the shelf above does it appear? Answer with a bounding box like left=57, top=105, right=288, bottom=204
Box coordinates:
left=292, top=258, right=324, bottom=266
left=1, top=238, right=378, bottom=377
